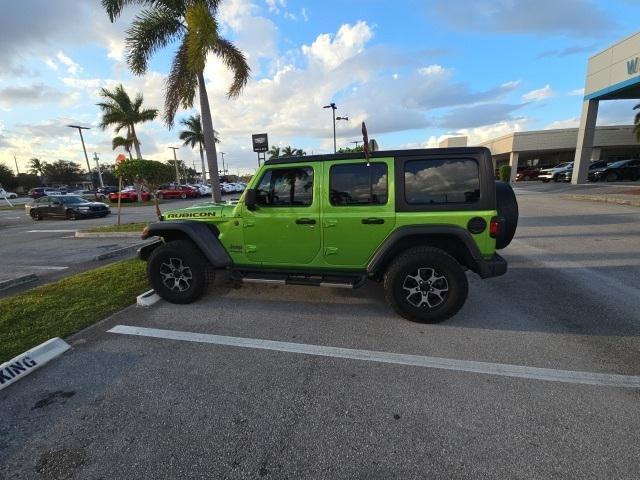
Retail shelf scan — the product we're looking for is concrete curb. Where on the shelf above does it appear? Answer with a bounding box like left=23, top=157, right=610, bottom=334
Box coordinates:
left=93, top=240, right=155, bottom=261
left=76, top=231, right=142, bottom=239
left=0, top=338, right=71, bottom=390
left=137, top=289, right=161, bottom=307
left=0, top=274, right=38, bottom=292
left=565, top=194, right=640, bottom=207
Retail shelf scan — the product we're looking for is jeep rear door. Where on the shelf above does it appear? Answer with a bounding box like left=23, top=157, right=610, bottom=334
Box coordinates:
left=322, top=159, right=396, bottom=267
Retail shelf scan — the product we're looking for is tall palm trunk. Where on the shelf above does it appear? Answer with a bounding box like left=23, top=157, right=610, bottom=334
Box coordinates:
left=198, top=71, right=222, bottom=202
left=130, top=124, right=143, bottom=160
left=199, top=143, right=207, bottom=186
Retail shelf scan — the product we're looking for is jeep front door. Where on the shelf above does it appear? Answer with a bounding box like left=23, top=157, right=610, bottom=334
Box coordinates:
left=242, top=165, right=320, bottom=265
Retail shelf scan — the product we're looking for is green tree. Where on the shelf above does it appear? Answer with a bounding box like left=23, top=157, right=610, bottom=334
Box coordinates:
left=115, top=159, right=174, bottom=219
left=0, top=164, right=16, bottom=190
left=634, top=103, right=640, bottom=141
left=337, top=145, right=364, bottom=153
left=43, top=160, right=84, bottom=184
left=97, top=84, right=158, bottom=159
left=268, top=146, right=280, bottom=160
left=179, top=113, right=219, bottom=185
left=103, top=0, right=251, bottom=202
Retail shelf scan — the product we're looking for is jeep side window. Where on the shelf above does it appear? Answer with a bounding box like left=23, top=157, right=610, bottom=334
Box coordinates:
left=329, top=163, right=388, bottom=206
left=255, top=167, right=314, bottom=206
left=404, top=158, right=480, bottom=204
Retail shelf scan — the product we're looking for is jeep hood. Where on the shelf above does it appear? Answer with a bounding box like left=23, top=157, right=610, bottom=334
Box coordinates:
left=162, top=201, right=239, bottom=222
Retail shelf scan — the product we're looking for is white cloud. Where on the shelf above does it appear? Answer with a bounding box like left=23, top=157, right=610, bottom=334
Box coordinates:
left=44, top=58, right=58, bottom=70
left=458, top=119, right=529, bottom=145
left=418, top=65, right=445, bottom=76
left=56, top=51, right=82, bottom=75
left=522, top=85, right=553, bottom=101
left=569, top=88, right=585, bottom=96
left=302, top=21, right=373, bottom=70
left=545, top=118, right=580, bottom=129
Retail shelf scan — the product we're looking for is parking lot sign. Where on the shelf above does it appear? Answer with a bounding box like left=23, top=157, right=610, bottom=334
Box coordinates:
left=252, top=133, right=269, bottom=153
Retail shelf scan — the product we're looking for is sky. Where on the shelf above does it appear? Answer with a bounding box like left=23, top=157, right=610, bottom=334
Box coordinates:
left=1, top=0, right=640, bottom=176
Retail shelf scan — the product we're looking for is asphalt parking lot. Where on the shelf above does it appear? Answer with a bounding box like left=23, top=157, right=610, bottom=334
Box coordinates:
left=0, top=196, right=235, bottom=293
left=1, top=184, right=640, bottom=479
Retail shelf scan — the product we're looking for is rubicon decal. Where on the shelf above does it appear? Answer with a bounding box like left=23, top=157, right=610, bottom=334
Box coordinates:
left=165, top=212, right=217, bottom=219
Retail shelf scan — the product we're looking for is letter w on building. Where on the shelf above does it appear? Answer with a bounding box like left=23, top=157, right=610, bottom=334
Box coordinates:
left=627, top=58, right=639, bottom=75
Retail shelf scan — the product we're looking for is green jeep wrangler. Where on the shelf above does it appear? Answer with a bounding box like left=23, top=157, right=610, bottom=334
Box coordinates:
left=140, top=147, right=518, bottom=323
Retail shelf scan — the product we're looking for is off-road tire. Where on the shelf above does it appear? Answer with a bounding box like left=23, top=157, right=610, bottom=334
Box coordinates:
left=147, top=240, right=213, bottom=304
left=384, top=247, right=468, bottom=323
left=31, top=210, right=42, bottom=221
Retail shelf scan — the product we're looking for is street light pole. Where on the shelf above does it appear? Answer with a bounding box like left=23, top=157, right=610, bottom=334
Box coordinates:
left=68, top=124, right=94, bottom=188
left=169, top=146, right=180, bottom=184
left=323, top=103, right=337, bottom=153
left=13, top=155, right=20, bottom=176
left=93, top=152, right=104, bottom=188
left=220, top=152, right=226, bottom=175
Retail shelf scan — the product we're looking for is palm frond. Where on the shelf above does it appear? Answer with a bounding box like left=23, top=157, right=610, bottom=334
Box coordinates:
left=126, top=6, right=184, bottom=75
left=210, top=37, right=251, bottom=98
left=164, top=37, right=198, bottom=127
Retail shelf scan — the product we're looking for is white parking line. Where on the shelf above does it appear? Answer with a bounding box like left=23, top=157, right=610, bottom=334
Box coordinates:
left=108, top=325, right=640, bottom=388
left=27, top=230, right=77, bottom=233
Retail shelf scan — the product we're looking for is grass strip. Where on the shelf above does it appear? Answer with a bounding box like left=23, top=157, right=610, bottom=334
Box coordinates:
left=86, top=222, right=148, bottom=233
left=0, top=259, right=148, bottom=362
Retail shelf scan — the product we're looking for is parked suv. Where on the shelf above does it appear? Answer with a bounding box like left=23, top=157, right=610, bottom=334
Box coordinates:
left=139, top=148, right=518, bottom=323
left=538, top=162, right=573, bottom=183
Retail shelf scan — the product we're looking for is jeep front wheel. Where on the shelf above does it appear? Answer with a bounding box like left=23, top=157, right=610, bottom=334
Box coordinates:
left=147, top=240, right=212, bottom=304
left=384, top=247, right=468, bottom=323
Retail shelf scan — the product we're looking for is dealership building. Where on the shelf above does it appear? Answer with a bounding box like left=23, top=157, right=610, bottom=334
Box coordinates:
left=443, top=32, right=640, bottom=182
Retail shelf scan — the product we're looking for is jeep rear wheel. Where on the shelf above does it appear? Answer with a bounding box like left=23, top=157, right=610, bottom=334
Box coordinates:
left=147, top=240, right=212, bottom=304
left=384, top=247, right=468, bottom=323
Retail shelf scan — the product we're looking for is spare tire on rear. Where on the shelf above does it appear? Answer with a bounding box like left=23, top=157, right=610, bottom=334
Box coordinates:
left=495, top=181, right=518, bottom=249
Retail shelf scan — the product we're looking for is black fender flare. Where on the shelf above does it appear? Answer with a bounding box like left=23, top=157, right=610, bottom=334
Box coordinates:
left=367, top=225, right=491, bottom=277
left=140, top=221, right=232, bottom=268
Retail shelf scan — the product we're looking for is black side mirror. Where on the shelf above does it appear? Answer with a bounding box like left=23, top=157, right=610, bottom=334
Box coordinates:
left=245, top=188, right=257, bottom=210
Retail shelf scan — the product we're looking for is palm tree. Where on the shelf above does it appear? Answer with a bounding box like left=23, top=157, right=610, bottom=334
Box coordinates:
left=179, top=113, right=219, bottom=185
left=28, top=158, right=46, bottom=178
left=97, top=84, right=158, bottom=159
left=112, top=127, right=135, bottom=160
left=281, top=146, right=306, bottom=157
left=268, top=146, right=281, bottom=160
left=102, top=0, right=251, bottom=202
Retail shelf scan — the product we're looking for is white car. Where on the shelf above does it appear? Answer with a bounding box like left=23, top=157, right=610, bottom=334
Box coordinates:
left=538, top=162, right=573, bottom=183
left=0, top=188, right=18, bottom=199
left=220, top=183, right=234, bottom=194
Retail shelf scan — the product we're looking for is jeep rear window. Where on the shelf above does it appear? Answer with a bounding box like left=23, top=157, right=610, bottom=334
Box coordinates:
left=404, top=158, right=480, bottom=204
left=255, top=167, right=314, bottom=206
left=329, top=163, right=388, bottom=206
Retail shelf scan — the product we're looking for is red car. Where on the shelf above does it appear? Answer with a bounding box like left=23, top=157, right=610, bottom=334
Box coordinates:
left=109, top=188, right=151, bottom=202
left=515, top=168, right=540, bottom=181
left=156, top=184, right=200, bottom=199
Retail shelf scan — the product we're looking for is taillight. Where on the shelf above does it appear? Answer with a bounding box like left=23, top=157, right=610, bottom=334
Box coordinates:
left=490, top=217, right=503, bottom=238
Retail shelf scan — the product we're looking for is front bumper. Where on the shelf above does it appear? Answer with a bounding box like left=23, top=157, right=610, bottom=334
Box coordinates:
left=476, top=253, right=507, bottom=279
left=74, top=209, right=110, bottom=217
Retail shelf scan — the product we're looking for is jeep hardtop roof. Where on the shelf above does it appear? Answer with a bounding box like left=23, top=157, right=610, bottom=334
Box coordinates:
left=264, top=147, right=492, bottom=165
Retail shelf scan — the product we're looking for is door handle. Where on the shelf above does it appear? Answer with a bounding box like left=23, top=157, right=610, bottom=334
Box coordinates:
left=362, top=218, right=384, bottom=225
left=296, top=218, right=316, bottom=225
